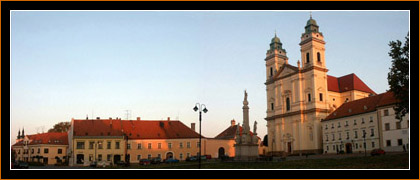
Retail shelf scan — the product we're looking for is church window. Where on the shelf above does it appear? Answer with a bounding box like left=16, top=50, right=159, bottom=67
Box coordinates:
left=271, top=103, right=274, bottom=110
left=319, top=93, right=323, bottom=101
left=286, top=97, right=291, bottom=111
left=308, top=94, right=311, bottom=102
left=306, top=53, right=310, bottom=63
left=317, top=52, right=321, bottom=62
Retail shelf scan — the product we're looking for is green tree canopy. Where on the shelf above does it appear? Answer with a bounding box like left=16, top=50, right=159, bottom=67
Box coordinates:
left=387, top=33, right=409, bottom=120
left=48, top=122, right=71, bottom=133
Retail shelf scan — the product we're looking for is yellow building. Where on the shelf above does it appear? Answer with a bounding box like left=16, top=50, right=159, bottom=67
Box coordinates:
left=69, top=118, right=126, bottom=166
left=265, top=16, right=376, bottom=156
left=12, top=132, right=68, bottom=165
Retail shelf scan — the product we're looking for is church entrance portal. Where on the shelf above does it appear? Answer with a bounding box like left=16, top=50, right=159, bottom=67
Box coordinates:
left=287, top=142, right=292, bottom=153
left=345, top=143, right=353, bottom=153
left=218, top=147, right=225, bottom=158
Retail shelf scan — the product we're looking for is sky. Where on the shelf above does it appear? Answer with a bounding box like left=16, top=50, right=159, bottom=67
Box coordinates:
left=10, top=11, right=409, bottom=145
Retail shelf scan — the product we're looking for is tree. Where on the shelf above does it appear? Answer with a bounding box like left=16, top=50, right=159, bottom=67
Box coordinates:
left=387, top=33, right=409, bottom=120
left=48, top=122, right=71, bottom=133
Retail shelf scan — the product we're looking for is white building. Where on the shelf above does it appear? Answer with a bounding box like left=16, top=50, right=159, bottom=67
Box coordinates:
left=322, top=91, right=409, bottom=154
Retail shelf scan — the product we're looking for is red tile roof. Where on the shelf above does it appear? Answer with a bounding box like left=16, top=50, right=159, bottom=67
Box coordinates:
left=323, top=91, right=397, bottom=121
left=327, top=73, right=376, bottom=94
left=12, top=132, right=68, bottom=146
left=214, top=125, right=258, bottom=140
left=73, top=119, right=203, bottom=139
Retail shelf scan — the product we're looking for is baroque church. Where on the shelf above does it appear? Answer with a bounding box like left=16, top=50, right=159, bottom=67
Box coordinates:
left=265, top=15, right=376, bottom=156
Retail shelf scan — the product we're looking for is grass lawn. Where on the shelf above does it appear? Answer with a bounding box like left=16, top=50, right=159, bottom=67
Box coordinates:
left=111, top=153, right=408, bottom=169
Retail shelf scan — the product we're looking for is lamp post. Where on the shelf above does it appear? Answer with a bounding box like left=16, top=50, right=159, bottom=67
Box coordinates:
left=193, top=103, right=208, bottom=169
left=363, top=131, right=367, bottom=157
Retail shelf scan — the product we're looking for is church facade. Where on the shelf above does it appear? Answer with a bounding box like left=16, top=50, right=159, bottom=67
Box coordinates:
left=265, top=16, right=376, bottom=156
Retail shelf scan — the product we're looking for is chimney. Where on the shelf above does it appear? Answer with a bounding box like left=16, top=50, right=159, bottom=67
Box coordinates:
left=96, top=117, right=100, bottom=120
left=137, top=117, right=141, bottom=121
left=231, top=119, right=236, bottom=127
left=167, top=117, right=170, bottom=121
left=191, top=123, right=196, bottom=132
left=109, top=117, right=112, bottom=120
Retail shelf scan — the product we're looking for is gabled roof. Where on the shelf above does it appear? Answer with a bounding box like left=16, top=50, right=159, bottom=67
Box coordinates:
left=73, top=119, right=203, bottom=139
left=12, top=132, right=68, bottom=147
left=273, top=64, right=299, bottom=79
left=327, top=73, right=376, bottom=94
left=323, top=91, right=396, bottom=121
left=214, top=125, right=258, bottom=140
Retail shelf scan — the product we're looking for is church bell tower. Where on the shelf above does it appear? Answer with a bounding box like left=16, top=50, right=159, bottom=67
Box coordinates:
left=265, top=32, right=288, bottom=81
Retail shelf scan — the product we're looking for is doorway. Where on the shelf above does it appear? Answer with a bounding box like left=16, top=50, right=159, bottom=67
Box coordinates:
left=218, top=147, right=225, bottom=158
left=345, top=143, right=353, bottom=153
left=166, top=152, right=174, bottom=159
left=113, top=155, right=121, bottom=163
left=287, top=142, right=292, bottom=153
left=76, top=154, right=84, bottom=164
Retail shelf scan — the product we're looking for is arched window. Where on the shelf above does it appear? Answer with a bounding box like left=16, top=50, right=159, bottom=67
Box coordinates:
left=286, top=97, right=290, bottom=111
left=306, top=53, right=310, bottom=63
left=317, top=52, right=321, bottom=62
left=308, top=94, right=311, bottom=102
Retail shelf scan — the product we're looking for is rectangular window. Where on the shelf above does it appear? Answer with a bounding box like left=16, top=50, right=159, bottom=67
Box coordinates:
left=107, top=154, right=112, bottom=161
left=115, top=141, right=120, bottom=149
left=148, top=154, right=152, bottom=159
left=168, top=143, right=172, bottom=149
left=187, top=153, right=190, bottom=157
left=77, top=142, right=85, bottom=149
left=31, top=149, right=34, bottom=154
left=398, top=139, right=403, bottom=146
left=331, top=123, right=334, bottom=129
left=362, top=130, right=366, bottom=137
left=58, top=149, right=62, bottom=154
left=180, top=153, right=183, bottom=160
left=187, top=142, right=191, bottom=148
left=107, top=141, right=111, bottom=149
left=355, top=143, right=358, bottom=149
left=371, top=142, right=375, bottom=148
left=369, top=116, right=373, bottom=122
left=361, top=118, right=365, bottom=124
left=98, top=141, right=103, bottom=149
left=137, top=155, right=141, bottom=160
left=197, top=142, right=201, bottom=148
left=127, top=143, right=131, bottom=149
left=386, top=140, right=391, bottom=147
left=138, top=143, right=142, bottom=149
left=319, top=93, right=323, bottom=101
left=354, top=119, right=357, bottom=125
left=89, top=141, right=95, bottom=149
left=158, top=143, right=162, bottom=149
left=354, top=131, right=358, bottom=138
left=37, top=148, right=40, bottom=154
left=338, top=133, right=341, bottom=140
left=158, top=154, right=161, bottom=158
left=396, top=122, right=401, bottom=129
left=89, top=154, right=93, bottom=161
left=44, top=148, right=49, bottom=154
left=338, top=122, right=341, bottom=128
left=326, top=146, right=329, bottom=151
left=332, top=134, right=335, bottom=141
left=333, top=145, right=335, bottom=150
left=180, top=142, right=184, bottom=148
left=308, top=94, right=311, bottom=102
left=370, top=129, right=375, bottom=136
left=271, top=103, right=274, bottom=110
left=346, top=132, right=349, bottom=139
left=286, top=97, right=291, bottom=111
left=98, top=154, right=102, bottom=161
left=326, top=135, right=328, bottom=141
left=385, top=123, right=390, bottom=131
left=345, top=121, right=348, bottom=127
left=148, top=143, right=152, bottom=149
left=384, top=109, right=389, bottom=116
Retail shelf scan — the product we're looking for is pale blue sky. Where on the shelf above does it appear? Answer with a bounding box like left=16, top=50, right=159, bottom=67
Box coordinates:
left=11, top=11, right=409, bottom=144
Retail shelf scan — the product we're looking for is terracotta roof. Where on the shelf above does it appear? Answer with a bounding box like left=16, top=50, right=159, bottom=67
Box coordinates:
left=327, top=73, right=376, bottom=94
left=73, top=119, right=203, bottom=139
left=323, top=91, right=397, bottom=121
left=12, top=132, right=68, bottom=146
left=214, top=125, right=258, bottom=139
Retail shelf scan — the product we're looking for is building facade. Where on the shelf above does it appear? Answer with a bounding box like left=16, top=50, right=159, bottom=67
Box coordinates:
left=265, top=16, right=375, bottom=156
left=322, top=91, right=409, bottom=154
left=12, top=132, right=68, bottom=165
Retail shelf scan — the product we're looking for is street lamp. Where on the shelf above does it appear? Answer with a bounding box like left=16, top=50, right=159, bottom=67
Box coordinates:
left=363, top=131, right=367, bottom=157
left=193, top=103, right=207, bottom=169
